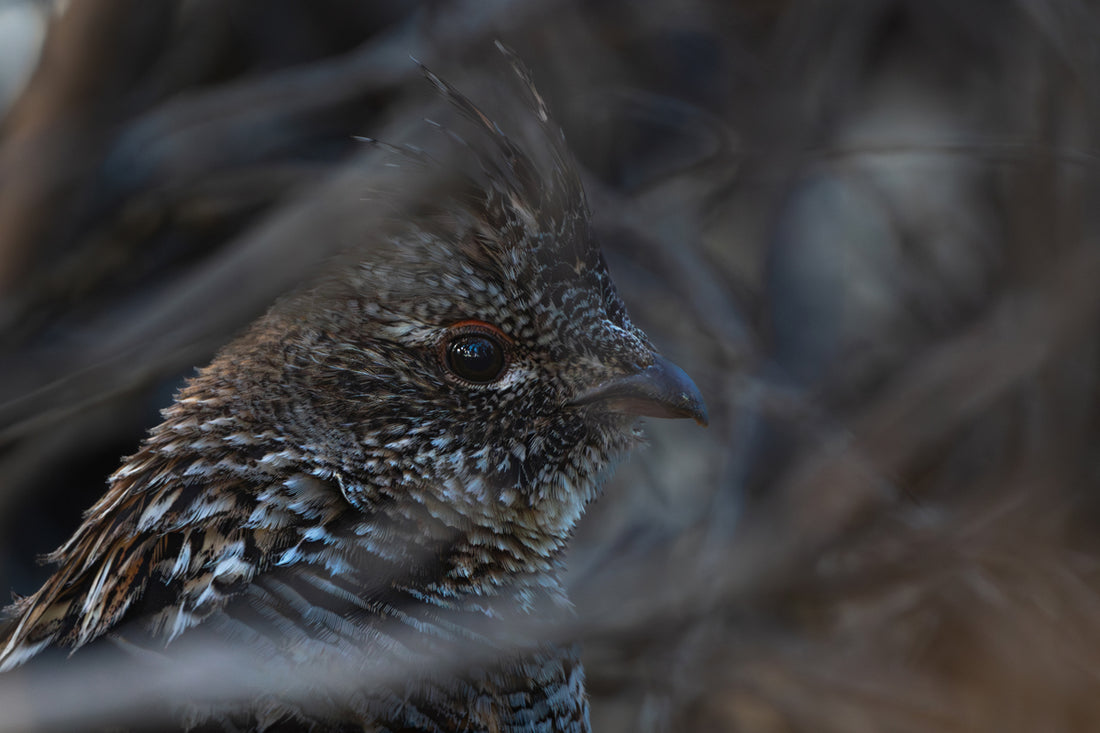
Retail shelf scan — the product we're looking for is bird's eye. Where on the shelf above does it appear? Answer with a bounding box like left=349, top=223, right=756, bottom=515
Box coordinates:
left=442, top=322, right=509, bottom=384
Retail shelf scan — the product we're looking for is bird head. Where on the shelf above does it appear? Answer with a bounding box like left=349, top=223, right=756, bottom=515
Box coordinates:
left=179, top=54, right=707, bottom=545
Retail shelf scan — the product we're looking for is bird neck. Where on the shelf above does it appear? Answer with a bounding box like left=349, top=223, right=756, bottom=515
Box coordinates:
left=336, top=477, right=579, bottom=614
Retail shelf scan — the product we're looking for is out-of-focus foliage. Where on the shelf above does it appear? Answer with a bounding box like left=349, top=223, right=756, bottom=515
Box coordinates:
left=2, top=1, right=1100, bottom=731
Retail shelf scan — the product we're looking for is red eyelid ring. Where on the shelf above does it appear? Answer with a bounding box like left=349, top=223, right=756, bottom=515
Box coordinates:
left=445, top=320, right=513, bottom=344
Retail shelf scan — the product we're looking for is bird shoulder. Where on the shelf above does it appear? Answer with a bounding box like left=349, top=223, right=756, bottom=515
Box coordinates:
left=0, top=444, right=328, bottom=672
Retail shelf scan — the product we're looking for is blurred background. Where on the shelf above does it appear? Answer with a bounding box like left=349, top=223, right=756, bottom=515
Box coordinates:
left=2, top=0, right=1100, bottom=730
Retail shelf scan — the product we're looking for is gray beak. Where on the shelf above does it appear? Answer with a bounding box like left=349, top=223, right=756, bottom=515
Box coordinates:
left=570, top=354, right=708, bottom=426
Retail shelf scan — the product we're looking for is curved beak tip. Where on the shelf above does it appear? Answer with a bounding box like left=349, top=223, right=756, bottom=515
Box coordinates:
left=668, top=385, right=709, bottom=427
left=682, top=393, right=709, bottom=427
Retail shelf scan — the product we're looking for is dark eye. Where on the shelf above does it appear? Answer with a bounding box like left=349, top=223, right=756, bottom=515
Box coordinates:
left=442, top=322, right=508, bottom=384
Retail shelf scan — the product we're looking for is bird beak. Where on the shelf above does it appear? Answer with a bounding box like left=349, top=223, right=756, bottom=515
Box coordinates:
left=570, top=354, right=708, bottom=426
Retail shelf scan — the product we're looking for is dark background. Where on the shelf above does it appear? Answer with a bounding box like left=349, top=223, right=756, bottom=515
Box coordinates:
left=2, top=1, right=1100, bottom=730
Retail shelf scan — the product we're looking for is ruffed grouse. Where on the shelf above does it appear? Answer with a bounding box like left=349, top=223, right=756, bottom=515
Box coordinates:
left=0, top=56, right=707, bottom=732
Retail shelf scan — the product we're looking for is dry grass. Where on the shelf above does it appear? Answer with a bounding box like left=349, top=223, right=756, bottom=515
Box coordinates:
left=2, top=0, right=1100, bottom=730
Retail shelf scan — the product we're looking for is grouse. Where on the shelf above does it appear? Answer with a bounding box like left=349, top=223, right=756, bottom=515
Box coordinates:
left=0, top=53, right=707, bottom=732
